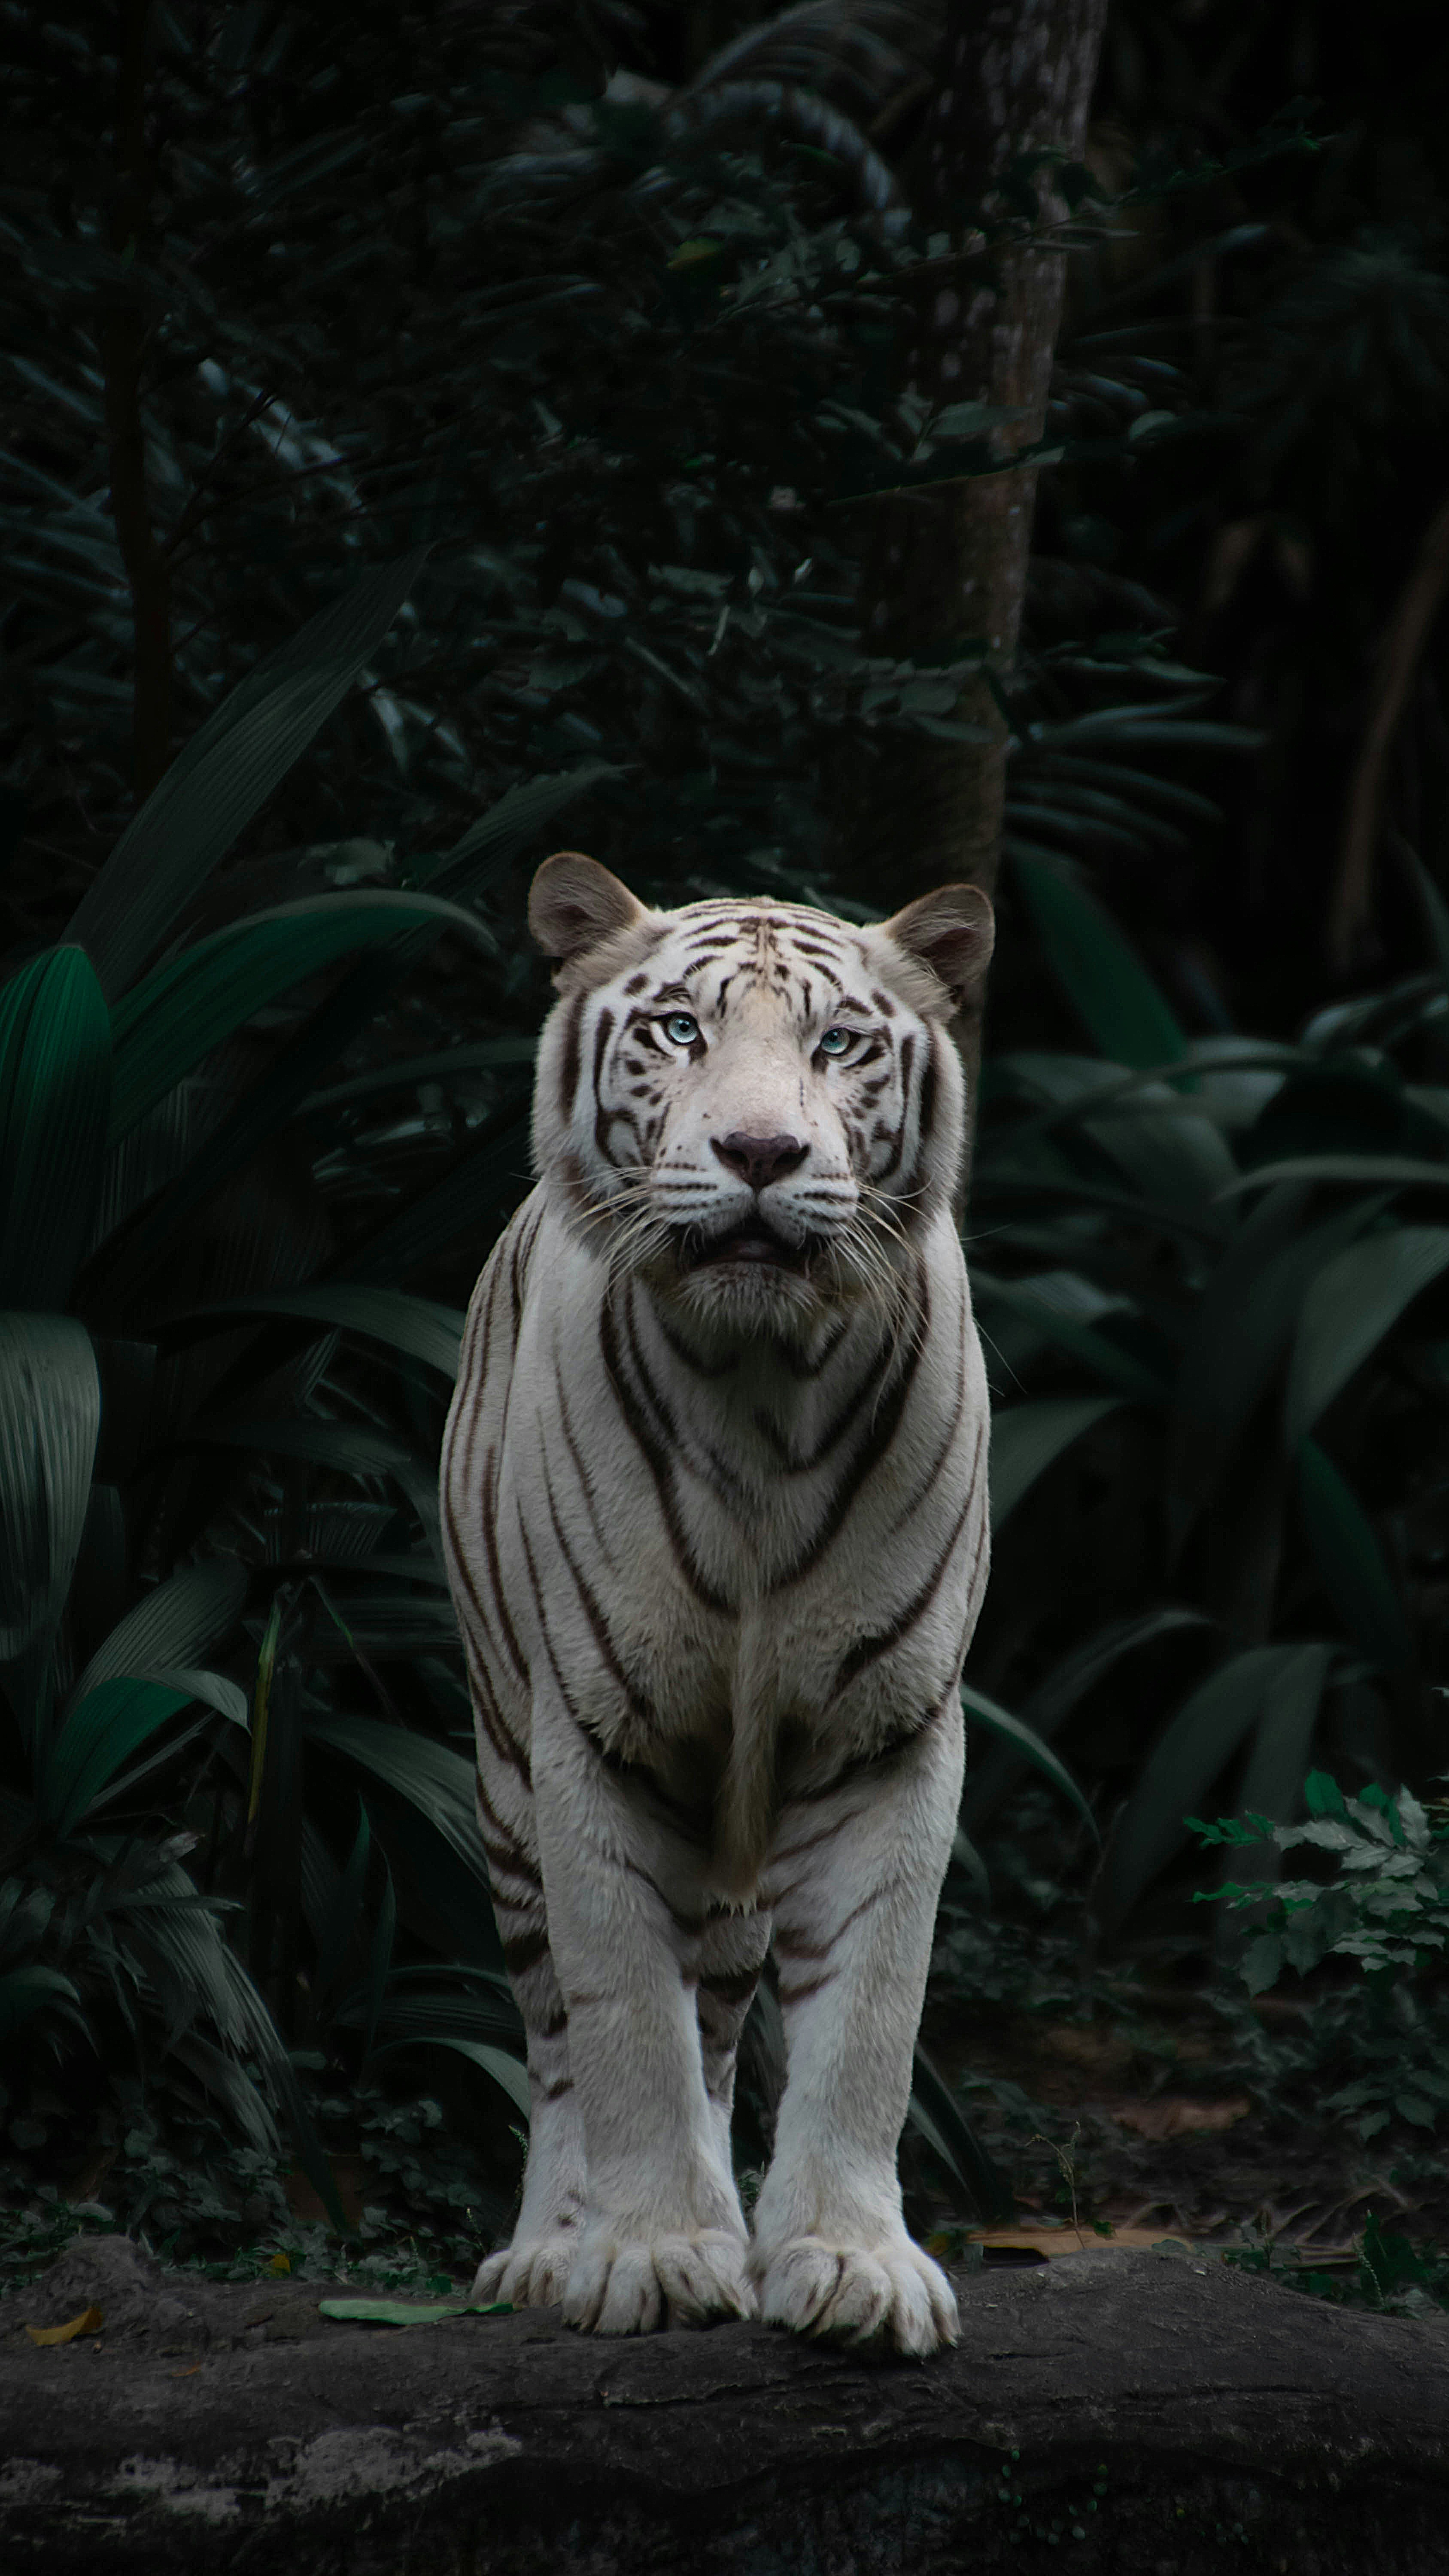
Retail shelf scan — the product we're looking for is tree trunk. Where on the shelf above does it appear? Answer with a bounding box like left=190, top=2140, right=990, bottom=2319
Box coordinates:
left=848, top=0, right=1109, bottom=1152
left=101, top=0, right=171, bottom=802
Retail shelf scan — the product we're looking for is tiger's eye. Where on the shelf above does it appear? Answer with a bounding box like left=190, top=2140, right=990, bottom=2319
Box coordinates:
left=662, top=1012, right=700, bottom=1046
left=818, top=1027, right=852, bottom=1058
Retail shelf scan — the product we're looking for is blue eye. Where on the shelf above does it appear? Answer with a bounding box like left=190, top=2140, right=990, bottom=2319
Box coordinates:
left=662, top=1012, right=701, bottom=1046
left=817, top=1027, right=853, bottom=1058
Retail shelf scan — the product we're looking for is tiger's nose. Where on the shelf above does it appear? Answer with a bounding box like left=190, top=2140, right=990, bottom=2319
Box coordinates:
left=711, top=1130, right=808, bottom=1190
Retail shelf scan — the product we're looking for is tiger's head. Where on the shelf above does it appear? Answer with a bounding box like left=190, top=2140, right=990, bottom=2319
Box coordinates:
left=528, top=854, right=993, bottom=1329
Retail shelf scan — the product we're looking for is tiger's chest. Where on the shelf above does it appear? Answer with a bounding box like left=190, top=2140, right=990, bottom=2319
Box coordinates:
left=487, top=1239, right=988, bottom=1763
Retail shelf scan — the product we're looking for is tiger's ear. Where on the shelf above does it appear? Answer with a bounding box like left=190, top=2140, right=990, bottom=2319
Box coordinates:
left=529, top=852, right=647, bottom=978
left=881, top=883, right=995, bottom=1016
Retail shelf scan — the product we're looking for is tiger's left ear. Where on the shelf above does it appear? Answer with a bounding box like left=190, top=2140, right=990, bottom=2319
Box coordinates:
left=881, top=883, right=995, bottom=1015
left=529, top=851, right=647, bottom=981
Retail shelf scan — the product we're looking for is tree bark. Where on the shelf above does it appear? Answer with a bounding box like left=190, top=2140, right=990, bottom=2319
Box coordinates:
left=847, top=0, right=1109, bottom=1159
left=7, top=2233, right=1449, bottom=2574
left=101, top=0, right=171, bottom=801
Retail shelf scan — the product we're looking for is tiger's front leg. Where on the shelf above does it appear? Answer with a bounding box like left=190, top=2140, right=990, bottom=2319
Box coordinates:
left=531, top=1689, right=756, bottom=2333
left=751, top=1692, right=965, bottom=2357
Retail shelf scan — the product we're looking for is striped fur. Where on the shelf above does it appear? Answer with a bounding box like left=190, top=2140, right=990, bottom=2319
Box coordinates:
left=440, top=856, right=993, bottom=2354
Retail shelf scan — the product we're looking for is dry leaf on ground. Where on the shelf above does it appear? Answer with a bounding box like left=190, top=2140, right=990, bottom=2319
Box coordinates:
left=1112, top=2095, right=1252, bottom=2142
left=24, top=2305, right=105, bottom=2347
left=960, top=2228, right=1194, bottom=2261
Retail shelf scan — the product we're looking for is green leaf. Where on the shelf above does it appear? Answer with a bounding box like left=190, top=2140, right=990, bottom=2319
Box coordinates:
left=306, top=1713, right=487, bottom=1885
left=1216, top=1155, right=1449, bottom=1200
left=963, top=1609, right=1208, bottom=1835
left=317, top=2295, right=512, bottom=2327
left=0, top=1314, right=100, bottom=1671
left=0, top=948, right=111, bottom=1309
left=1012, top=851, right=1188, bottom=1070
left=960, top=1682, right=1099, bottom=1841
left=413, top=761, right=624, bottom=898
left=371, top=2032, right=531, bottom=2119
left=37, top=1676, right=194, bottom=1839
left=340, top=1115, right=533, bottom=1284
left=1103, top=1647, right=1297, bottom=1929
left=1286, top=1227, right=1449, bottom=1443
left=1295, top=1439, right=1413, bottom=1672
left=972, top=1275, right=1166, bottom=1398
left=988, top=1395, right=1124, bottom=1527
left=106, top=891, right=495, bottom=1145
left=167, top=1286, right=464, bottom=1382
left=66, top=550, right=429, bottom=999
left=1226, top=1643, right=1337, bottom=1898
left=67, top=1557, right=247, bottom=1710
left=189, top=1420, right=440, bottom=1560
left=908, top=2045, right=1013, bottom=2223
left=0, top=1965, right=89, bottom=2045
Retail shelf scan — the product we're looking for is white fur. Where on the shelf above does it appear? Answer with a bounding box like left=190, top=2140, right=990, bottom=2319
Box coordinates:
left=441, top=882, right=991, bottom=2352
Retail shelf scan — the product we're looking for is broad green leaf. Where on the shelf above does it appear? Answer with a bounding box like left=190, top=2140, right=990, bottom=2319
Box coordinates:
left=972, top=1275, right=1166, bottom=1399
left=1296, top=1439, right=1412, bottom=1671
left=307, top=1713, right=486, bottom=1885
left=0, top=1314, right=100, bottom=1670
left=167, top=1286, right=464, bottom=1382
left=372, top=2031, right=530, bottom=2118
left=318, top=2295, right=512, bottom=2326
left=67, top=1557, right=247, bottom=1710
left=414, top=760, right=624, bottom=898
left=37, top=1676, right=193, bottom=1838
left=1226, top=1643, right=1336, bottom=1896
left=0, top=948, right=111, bottom=1309
left=960, top=1682, right=1099, bottom=1841
left=1167, top=1191, right=1383, bottom=1540
left=963, top=1608, right=1208, bottom=1834
left=1286, top=1227, right=1449, bottom=1444
left=66, top=550, right=429, bottom=999
left=1217, top=1154, right=1449, bottom=1200
left=989, top=1395, right=1124, bottom=1527
left=340, top=1115, right=534, bottom=1284
left=190, top=1419, right=440, bottom=1558
left=0, top=1965, right=88, bottom=2044
left=908, top=2044, right=1013, bottom=2223
left=304, top=1037, right=538, bottom=1117
left=1103, top=1646, right=1299, bottom=1929
left=107, top=890, right=496, bottom=1145
left=1012, top=851, right=1188, bottom=1071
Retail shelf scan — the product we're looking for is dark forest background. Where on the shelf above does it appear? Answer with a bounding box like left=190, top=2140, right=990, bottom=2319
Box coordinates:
left=5, top=0, right=1449, bottom=2295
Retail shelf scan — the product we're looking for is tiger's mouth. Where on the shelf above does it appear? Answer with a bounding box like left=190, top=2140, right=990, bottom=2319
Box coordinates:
left=678, top=1220, right=811, bottom=1273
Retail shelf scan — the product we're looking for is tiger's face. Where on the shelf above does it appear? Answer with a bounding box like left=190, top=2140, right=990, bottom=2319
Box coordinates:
left=529, top=857, right=993, bottom=1327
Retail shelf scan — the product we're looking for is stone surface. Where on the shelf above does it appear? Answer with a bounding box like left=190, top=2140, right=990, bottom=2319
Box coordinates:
left=3, top=2233, right=1449, bottom=2571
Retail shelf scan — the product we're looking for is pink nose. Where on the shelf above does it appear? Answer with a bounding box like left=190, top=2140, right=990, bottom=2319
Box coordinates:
left=711, top=1131, right=808, bottom=1190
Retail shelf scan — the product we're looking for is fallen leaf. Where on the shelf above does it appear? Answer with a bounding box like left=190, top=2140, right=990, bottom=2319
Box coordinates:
left=1112, top=2095, right=1252, bottom=2142
left=170, top=2363, right=204, bottom=2378
left=25, top=2305, right=105, bottom=2347
left=966, top=2228, right=1194, bottom=2261
left=267, top=2251, right=292, bottom=2275
left=317, top=2295, right=513, bottom=2328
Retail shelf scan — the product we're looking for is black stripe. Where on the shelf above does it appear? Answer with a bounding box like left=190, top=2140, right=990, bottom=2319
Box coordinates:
left=540, top=1454, right=660, bottom=1733
left=600, top=1291, right=731, bottom=1613
left=875, top=1034, right=913, bottom=1181
left=501, top=1926, right=550, bottom=1978
left=769, top=1264, right=929, bottom=1589
left=556, top=1369, right=613, bottom=1556
left=917, top=1027, right=938, bottom=1156
left=479, top=1449, right=531, bottom=1685
left=828, top=1476, right=981, bottom=1699
left=752, top=1335, right=891, bottom=1474
left=696, top=1965, right=762, bottom=2006
left=591, top=1007, right=617, bottom=1163
left=558, top=991, right=587, bottom=1124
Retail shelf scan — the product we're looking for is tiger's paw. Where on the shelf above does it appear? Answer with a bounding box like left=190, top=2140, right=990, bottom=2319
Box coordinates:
left=472, top=2230, right=579, bottom=2312
left=754, top=2234, right=959, bottom=2357
left=561, top=2227, right=756, bottom=2334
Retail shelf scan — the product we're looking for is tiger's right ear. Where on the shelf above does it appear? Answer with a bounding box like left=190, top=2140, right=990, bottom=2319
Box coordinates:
left=529, top=852, right=647, bottom=983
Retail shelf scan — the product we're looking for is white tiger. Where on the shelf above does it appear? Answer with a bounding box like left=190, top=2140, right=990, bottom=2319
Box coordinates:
left=440, top=853, right=993, bottom=2355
